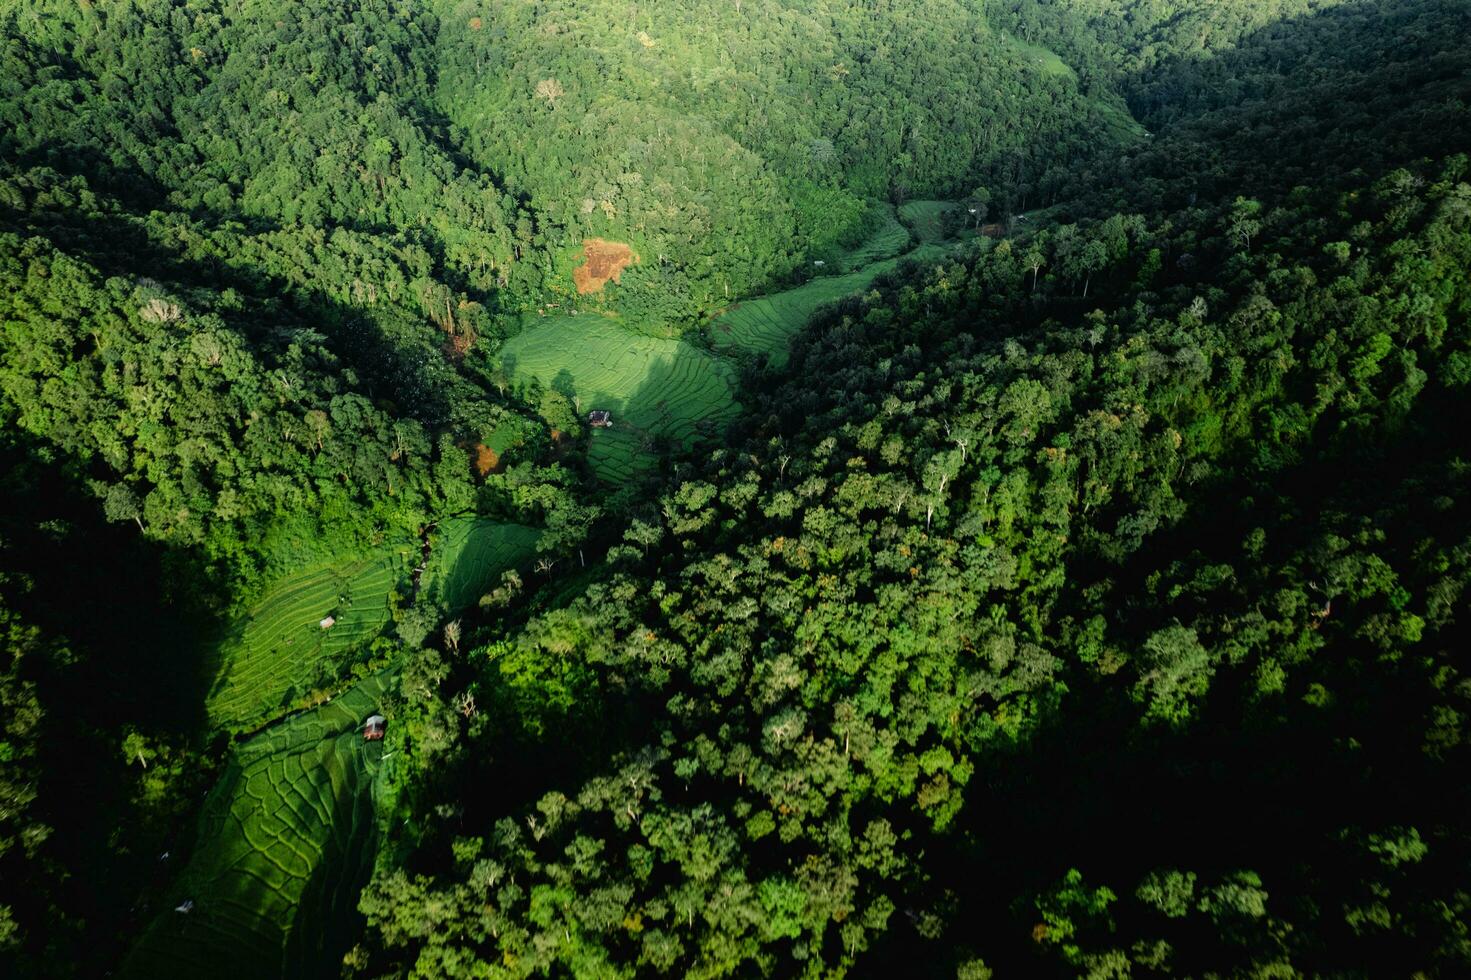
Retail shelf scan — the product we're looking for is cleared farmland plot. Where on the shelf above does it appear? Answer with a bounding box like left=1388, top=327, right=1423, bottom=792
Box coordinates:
left=123, top=674, right=394, bottom=980
left=500, top=315, right=740, bottom=481
left=831, top=203, right=911, bottom=272
left=420, top=516, right=542, bottom=611
left=899, top=200, right=957, bottom=244
left=207, top=551, right=408, bottom=730
left=711, top=243, right=952, bottom=367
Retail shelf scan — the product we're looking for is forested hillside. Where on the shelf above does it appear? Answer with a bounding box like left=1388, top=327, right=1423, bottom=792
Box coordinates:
left=351, top=155, right=1471, bottom=979
left=1, top=0, right=1469, bottom=977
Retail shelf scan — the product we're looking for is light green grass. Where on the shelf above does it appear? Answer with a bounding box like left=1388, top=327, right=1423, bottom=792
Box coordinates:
left=1097, top=96, right=1150, bottom=141
left=1009, top=37, right=1075, bottom=78
left=206, top=551, right=407, bottom=730
left=711, top=243, right=951, bottom=367
left=899, top=200, right=957, bottom=244
left=500, top=315, right=740, bottom=481
left=831, top=203, right=911, bottom=273
left=421, top=517, right=542, bottom=611
left=123, top=674, right=394, bottom=980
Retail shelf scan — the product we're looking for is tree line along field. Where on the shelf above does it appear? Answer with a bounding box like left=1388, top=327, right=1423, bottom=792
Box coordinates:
left=709, top=241, right=955, bottom=366
left=418, top=516, right=543, bottom=611
left=122, top=674, right=394, bottom=980
left=206, top=520, right=544, bottom=730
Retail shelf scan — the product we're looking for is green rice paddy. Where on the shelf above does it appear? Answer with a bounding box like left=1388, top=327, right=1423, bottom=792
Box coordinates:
left=420, top=517, right=543, bottom=611
left=831, top=203, right=912, bottom=272
left=500, top=314, right=741, bottom=482
left=123, top=674, right=394, bottom=980
left=206, top=552, right=408, bottom=731
left=710, top=242, right=951, bottom=366
left=899, top=200, right=957, bottom=244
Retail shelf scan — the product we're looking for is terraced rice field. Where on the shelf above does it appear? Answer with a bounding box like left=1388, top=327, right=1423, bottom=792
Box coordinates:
left=831, top=203, right=911, bottom=272
left=711, top=243, right=951, bottom=367
left=899, top=200, right=957, bottom=244
left=206, top=551, right=407, bottom=730
left=500, top=315, right=740, bottom=482
left=123, top=674, right=394, bottom=980
left=420, top=517, right=542, bottom=611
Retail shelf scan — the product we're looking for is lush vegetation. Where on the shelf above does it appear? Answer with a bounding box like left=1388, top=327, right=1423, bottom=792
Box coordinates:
left=1, top=0, right=1469, bottom=977
left=124, top=674, right=395, bottom=979
left=207, top=553, right=408, bottom=730
left=420, top=518, right=543, bottom=613
left=353, top=155, right=1471, bottom=978
left=498, top=315, right=741, bottom=483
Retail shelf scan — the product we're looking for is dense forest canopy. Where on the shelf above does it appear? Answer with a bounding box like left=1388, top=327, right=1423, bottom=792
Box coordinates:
left=1, top=0, right=1469, bottom=977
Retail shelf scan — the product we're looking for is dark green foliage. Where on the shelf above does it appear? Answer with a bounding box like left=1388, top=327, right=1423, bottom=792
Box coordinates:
left=349, top=151, right=1471, bottom=980
left=0, top=430, right=214, bottom=976
left=1, top=1, right=1470, bottom=977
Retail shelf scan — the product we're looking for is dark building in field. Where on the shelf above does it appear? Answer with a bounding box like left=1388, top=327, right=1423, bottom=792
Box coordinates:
left=588, top=410, right=613, bottom=428
left=363, top=715, right=386, bottom=741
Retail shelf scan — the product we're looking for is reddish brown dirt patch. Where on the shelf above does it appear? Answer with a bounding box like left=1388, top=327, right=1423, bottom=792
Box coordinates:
left=444, top=331, right=475, bottom=359
left=473, top=443, right=503, bottom=477
left=468, top=16, right=483, bottom=30
left=572, top=239, right=638, bottom=294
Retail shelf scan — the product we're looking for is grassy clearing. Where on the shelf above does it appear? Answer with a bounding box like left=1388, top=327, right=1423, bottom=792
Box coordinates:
left=421, top=517, right=542, bottom=611
left=1097, top=96, right=1150, bottom=141
left=711, top=243, right=951, bottom=367
left=500, top=315, right=740, bottom=481
left=899, top=200, right=957, bottom=244
left=1009, top=36, right=1076, bottom=78
left=123, top=674, right=393, bottom=980
left=831, top=203, right=911, bottom=272
left=206, top=552, right=407, bottom=730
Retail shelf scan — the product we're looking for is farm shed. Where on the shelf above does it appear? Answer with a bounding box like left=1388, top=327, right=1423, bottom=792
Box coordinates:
left=363, top=715, right=386, bottom=741
left=587, top=409, right=613, bottom=428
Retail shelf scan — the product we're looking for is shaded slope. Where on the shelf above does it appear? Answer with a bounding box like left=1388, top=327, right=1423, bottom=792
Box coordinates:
left=124, top=674, right=394, bottom=980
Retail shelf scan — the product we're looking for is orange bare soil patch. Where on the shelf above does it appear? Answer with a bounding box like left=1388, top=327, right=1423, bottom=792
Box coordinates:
left=473, top=443, right=503, bottom=477
left=572, top=239, right=638, bottom=294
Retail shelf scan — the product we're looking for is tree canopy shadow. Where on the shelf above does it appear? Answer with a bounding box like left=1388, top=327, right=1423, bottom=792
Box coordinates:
left=0, top=429, right=221, bottom=972
left=1084, top=0, right=1471, bottom=214
left=863, top=352, right=1471, bottom=976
